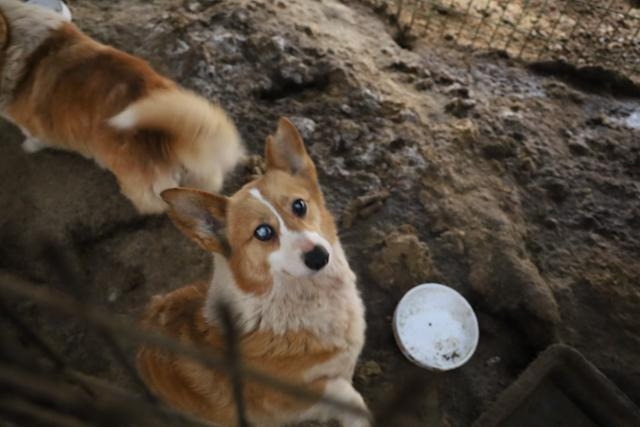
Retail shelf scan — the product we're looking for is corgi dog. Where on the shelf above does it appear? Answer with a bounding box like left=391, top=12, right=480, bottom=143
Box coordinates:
left=0, top=0, right=243, bottom=213
left=137, top=118, right=370, bottom=427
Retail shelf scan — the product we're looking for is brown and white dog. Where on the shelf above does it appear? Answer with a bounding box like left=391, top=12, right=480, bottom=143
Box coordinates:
left=0, top=0, right=243, bottom=213
left=137, top=118, right=369, bottom=427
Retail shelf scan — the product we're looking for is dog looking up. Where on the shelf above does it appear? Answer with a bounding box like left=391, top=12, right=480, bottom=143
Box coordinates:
left=138, top=118, right=370, bottom=427
left=0, top=0, right=243, bottom=213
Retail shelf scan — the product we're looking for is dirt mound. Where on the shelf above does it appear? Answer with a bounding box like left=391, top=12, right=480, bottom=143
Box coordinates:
left=1, top=0, right=639, bottom=426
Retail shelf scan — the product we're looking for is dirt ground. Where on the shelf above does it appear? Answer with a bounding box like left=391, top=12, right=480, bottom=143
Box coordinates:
left=1, top=0, right=639, bottom=426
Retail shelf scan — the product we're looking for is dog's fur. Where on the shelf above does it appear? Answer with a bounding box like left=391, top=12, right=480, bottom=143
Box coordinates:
left=137, top=118, right=369, bottom=427
left=0, top=0, right=243, bottom=213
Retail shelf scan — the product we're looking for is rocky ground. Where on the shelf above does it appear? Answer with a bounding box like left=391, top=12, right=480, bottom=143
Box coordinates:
left=1, top=0, right=639, bottom=426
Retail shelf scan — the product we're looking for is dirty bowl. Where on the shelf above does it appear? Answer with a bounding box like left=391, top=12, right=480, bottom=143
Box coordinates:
left=393, top=283, right=479, bottom=371
left=26, top=0, right=72, bottom=21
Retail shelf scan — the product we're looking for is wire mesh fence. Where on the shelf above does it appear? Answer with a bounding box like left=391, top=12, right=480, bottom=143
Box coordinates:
left=0, top=240, right=433, bottom=427
left=385, top=0, right=640, bottom=78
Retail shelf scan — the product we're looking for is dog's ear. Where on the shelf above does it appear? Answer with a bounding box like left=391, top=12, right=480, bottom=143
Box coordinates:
left=265, top=117, right=317, bottom=181
left=161, top=188, right=230, bottom=255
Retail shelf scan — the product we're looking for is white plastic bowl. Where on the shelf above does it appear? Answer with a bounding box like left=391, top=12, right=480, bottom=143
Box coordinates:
left=393, top=283, right=479, bottom=371
left=26, top=0, right=72, bottom=21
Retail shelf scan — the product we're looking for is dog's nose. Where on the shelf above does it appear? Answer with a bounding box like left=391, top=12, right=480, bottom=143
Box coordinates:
left=303, top=245, right=329, bottom=271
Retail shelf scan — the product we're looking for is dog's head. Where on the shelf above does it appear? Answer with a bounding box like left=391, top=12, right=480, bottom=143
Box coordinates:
left=162, top=118, right=339, bottom=294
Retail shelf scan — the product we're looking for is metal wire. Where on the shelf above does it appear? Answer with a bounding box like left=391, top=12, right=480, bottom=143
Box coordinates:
left=0, top=270, right=370, bottom=425
left=390, top=0, right=639, bottom=75
left=517, top=0, right=551, bottom=58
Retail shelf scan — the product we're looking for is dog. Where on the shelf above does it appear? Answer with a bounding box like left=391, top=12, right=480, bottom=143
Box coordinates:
left=137, top=118, right=370, bottom=427
left=0, top=0, right=243, bottom=214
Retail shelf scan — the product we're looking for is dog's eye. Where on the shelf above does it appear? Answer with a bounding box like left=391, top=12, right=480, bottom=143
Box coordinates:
left=254, top=224, right=274, bottom=241
left=292, top=199, right=307, bottom=217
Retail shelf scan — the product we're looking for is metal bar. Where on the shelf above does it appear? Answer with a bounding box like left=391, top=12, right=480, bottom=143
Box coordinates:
left=455, top=0, right=475, bottom=42
left=437, top=1, right=454, bottom=39
left=0, top=397, right=90, bottom=427
left=421, top=0, right=438, bottom=35
left=604, top=3, right=635, bottom=46
left=396, top=0, right=405, bottom=22
left=0, top=301, right=66, bottom=369
left=0, top=301, right=97, bottom=399
left=517, top=0, right=551, bottom=58
left=409, top=0, right=423, bottom=29
left=218, top=302, right=249, bottom=427
left=486, top=1, right=512, bottom=49
left=0, top=349, right=221, bottom=427
left=570, top=0, right=618, bottom=66
left=503, top=0, right=532, bottom=51
left=535, top=0, right=572, bottom=61
left=470, top=0, right=497, bottom=46
left=0, top=271, right=370, bottom=420
left=40, top=242, right=159, bottom=405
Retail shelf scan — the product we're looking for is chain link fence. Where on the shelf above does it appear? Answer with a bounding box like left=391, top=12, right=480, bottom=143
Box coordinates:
left=383, top=0, right=640, bottom=78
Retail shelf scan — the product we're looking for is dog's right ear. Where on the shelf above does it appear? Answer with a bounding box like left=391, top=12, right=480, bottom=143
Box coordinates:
left=161, top=188, right=230, bottom=255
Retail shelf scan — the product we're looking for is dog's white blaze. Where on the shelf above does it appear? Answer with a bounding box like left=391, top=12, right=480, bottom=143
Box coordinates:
left=248, top=188, right=290, bottom=234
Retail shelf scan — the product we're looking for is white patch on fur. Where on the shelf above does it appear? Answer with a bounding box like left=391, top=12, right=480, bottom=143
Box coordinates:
left=22, top=137, right=46, bottom=153
left=205, top=240, right=365, bottom=348
left=248, top=188, right=289, bottom=232
left=108, top=107, right=137, bottom=130
left=0, top=0, right=67, bottom=110
left=248, top=188, right=334, bottom=278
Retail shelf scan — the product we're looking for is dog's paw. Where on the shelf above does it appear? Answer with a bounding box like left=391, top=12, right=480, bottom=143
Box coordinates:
left=22, top=137, right=46, bottom=153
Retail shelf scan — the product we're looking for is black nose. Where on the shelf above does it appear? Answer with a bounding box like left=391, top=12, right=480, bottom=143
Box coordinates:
left=303, top=245, right=329, bottom=271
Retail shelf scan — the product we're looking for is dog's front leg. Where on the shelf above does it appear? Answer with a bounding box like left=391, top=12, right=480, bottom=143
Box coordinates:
left=299, top=377, right=371, bottom=427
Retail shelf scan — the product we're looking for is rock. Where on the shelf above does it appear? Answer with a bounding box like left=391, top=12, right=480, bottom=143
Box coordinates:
left=340, top=104, right=353, bottom=115
left=481, top=139, right=516, bottom=159
left=397, top=108, right=419, bottom=124
left=357, top=360, right=383, bottom=383
left=358, top=88, right=381, bottom=112
left=445, top=97, right=476, bottom=118
left=586, top=114, right=612, bottom=128
left=542, top=217, right=559, bottom=229
left=443, top=83, right=470, bottom=98
left=289, top=117, right=316, bottom=139
left=414, top=78, right=434, bottom=91
left=466, top=222, right=560, bottom=347
left=436, top=229, right=466, bottom=256
left=337, top=119, right=362, bottom=142
left=369, top=226, right=439, bottom=292
left=568, top=140, right=591, bottom=156
left=486, top=356, right=501, bottom=366
left=543, top=177, right=570, bottom=202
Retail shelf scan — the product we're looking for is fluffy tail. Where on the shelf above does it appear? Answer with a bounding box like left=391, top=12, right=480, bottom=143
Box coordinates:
left=109, top=89, right=244, bottom=192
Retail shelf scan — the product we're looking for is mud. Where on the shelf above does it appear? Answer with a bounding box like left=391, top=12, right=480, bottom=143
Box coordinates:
left=1, top=1, right=639, bottom=426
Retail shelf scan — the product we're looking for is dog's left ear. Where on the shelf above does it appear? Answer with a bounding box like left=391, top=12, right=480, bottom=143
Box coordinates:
left=265, top=118, right=317, bottom=181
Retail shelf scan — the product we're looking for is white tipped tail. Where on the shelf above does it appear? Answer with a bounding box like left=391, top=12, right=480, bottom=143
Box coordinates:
left=108, top=89, right=244, bottom=193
